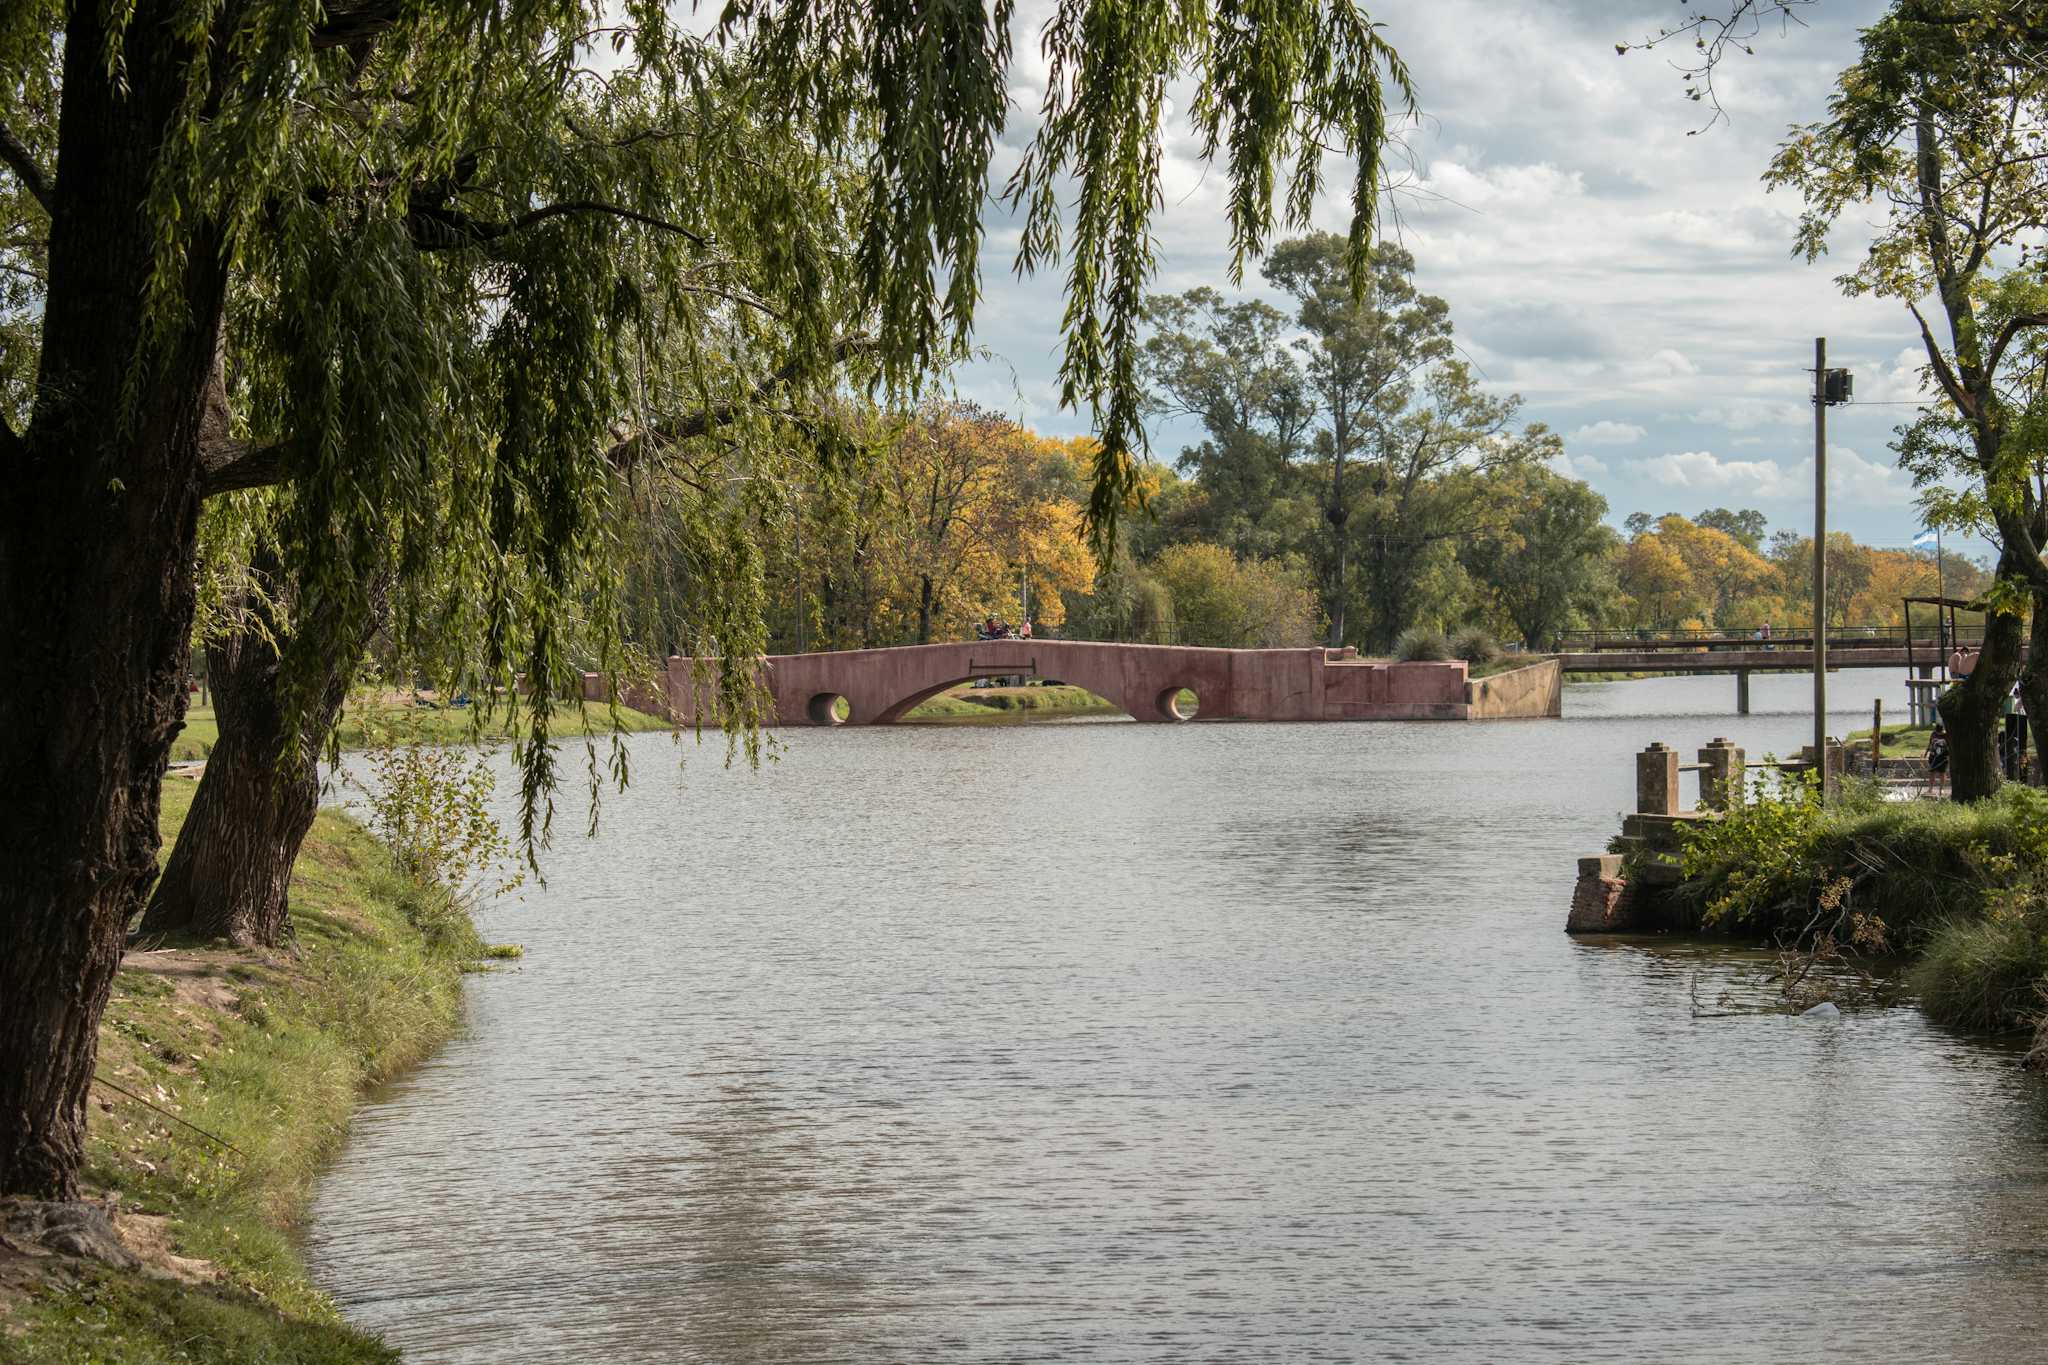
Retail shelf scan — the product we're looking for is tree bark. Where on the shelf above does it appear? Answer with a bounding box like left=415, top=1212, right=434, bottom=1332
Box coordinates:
left=138, top=559, right=361, bottom=947
left=917, top=573, right=934, bottom=645
left=2024, top=588, right=2048, bottom=786
left=0, top=6, right=226, bottom=1198
left=1940, top=596, right=2024, bottom=802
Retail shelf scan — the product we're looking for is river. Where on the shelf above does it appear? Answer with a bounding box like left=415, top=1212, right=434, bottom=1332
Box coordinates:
left=306, top=671, right=2048, bottom=1362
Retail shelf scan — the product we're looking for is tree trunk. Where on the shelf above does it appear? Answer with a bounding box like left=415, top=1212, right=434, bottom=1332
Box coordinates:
left=1326, top=488, right=1349, bottom=648
left=917, top=573, right=934, bottom=645
left=0, top=7, right=225, bottom=1198
left=1940, top=601, right=2024, bottom=803
left=138, top=561, right=359, bottom=947
left=2025, top=589, right=2048, bottom=786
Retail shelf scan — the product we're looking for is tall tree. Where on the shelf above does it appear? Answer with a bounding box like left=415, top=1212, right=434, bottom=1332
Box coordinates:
left=1459, top=467, right=1616, bottom=650
left=0, top=1, right=1413, bottom=1200
left=1138, top=288, right=1312, bottom=555
left=1766, top=0, right=2048, bottom=798
left=1263, top=236, right=1450, bottom=646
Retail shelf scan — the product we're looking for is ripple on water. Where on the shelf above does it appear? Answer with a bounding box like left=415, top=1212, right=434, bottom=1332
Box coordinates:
left=307, top=672, right=2048, bottom=1362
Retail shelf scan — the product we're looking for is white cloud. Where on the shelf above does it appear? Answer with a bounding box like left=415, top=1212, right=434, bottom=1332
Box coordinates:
left=1549, top=450, right=1610, bottom=480
left=1626, top=444, right=1909, bottom=507
left=1568, top=420, right=1645, bottom=446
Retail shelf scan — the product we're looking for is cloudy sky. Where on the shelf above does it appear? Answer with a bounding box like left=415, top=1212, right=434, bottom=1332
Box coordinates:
left=951, top=0, right=1944, bottom=552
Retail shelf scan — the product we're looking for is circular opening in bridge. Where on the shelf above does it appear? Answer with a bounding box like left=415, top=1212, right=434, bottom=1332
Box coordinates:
left=806, top=693, right=849, bottom=726
left=1159, top=686, right=1199, bottom=721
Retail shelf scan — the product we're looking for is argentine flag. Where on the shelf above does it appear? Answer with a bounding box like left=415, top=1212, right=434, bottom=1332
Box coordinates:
left=1914, top=528, right=1940, bottom=551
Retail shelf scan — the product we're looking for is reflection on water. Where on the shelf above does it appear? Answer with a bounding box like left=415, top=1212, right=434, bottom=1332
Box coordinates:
left=308, top=672, right=2048, bottom=1362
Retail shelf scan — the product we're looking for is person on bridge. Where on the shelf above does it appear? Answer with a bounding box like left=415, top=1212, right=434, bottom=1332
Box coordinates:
left=1950, top=645, right=1976, bottom=682
left=1018, top=620, right=1033, bottom=640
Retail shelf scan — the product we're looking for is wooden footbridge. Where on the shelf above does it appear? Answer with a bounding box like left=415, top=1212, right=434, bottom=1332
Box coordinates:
left=1553, top=630, right=1956, bottom=715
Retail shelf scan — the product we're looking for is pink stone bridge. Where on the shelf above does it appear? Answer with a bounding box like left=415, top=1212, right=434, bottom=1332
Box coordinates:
left=610, top=641, right=1562, bottom=726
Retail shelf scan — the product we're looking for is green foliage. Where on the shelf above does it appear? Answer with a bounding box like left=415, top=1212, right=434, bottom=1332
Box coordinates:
left=1679, top=778, right=2048, bottom=947
left=1448, top=626, right=1500, bottom=664
left=355, top=740, right=524, bottom=910
left=1911, top=896, right=2048, bottom=1033
left=1146, top=542, right=1322, bottom=647
left=1394, top=626, right=1450, bottom=661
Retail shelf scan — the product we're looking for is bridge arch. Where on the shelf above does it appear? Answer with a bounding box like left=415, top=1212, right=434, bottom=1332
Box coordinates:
left=762, top=641, right=1226, bottom=726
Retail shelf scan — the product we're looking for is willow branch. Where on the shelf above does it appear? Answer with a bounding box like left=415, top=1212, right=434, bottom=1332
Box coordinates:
left=605, top=335, right=874, bottom=469
left=0, top=123, right=51, bottom=214
left=408, top=200, right=706, bottom=251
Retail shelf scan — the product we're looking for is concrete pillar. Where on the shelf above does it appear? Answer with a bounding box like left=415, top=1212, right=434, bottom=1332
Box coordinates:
left=1637, top=742, right=1681, bottom=815
left=1697, top=737, right=1746, bottom=810
left=1735, top=668, right=1751, bottom=716
left=1823, top=738, right=1846, bottom=803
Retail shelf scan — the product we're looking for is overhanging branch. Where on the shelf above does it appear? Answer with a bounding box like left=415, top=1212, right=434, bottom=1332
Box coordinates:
left=310, top=0, right=408, bottom=51
left=408, top=200, right=707, bottom=252
left=605, top=335, right=874, bottom=469
left=199, top=438, right=291, bottom=496
left=1984, top=310, right=2048, bottom=383
left=0, top=122, right=51, bottom=214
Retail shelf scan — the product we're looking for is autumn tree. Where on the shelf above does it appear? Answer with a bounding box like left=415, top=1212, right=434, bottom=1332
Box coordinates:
left=875, top=404, right=1096, bottom=643
left=0, top=0, right=1412, bottom=1200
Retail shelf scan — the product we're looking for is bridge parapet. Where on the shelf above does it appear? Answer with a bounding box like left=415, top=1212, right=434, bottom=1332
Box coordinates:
left=584, top=642, right=1573, bottom=726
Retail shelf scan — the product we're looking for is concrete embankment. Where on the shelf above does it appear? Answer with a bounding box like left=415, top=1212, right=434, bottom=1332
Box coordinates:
left=0, top=776, right=502, bottom=1362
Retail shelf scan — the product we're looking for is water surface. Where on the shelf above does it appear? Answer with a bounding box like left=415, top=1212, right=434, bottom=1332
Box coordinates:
left=308, top=672, right=2048, bottom=1362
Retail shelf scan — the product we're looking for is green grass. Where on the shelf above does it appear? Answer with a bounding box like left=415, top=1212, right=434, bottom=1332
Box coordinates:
left=168, top=699, right=669, bottom=763
left=903, top=683, right=1126, bottom=722
left=5, top=778, right=491, bottom=1362
left=1843, top=722, right=1935, bottom=760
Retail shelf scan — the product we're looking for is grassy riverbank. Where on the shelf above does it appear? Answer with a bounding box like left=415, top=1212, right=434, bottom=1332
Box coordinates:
left=1672, top=779, right=2048, bottom=1052
left=0, top=776, right=493, bottom=1362
left=1843, top=722, right=1935, bottom=760
left=170, top=698, right=670, bottom=762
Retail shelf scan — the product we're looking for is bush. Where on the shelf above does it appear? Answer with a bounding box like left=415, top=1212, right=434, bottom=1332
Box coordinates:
left=1449, top=627, right=1501, bottom=664
left=1394, top=626, right=1451, bottom=662
left=1911, top=900, right=2048, bottom=1032
left=1679, top=778, right=2048, bottom=949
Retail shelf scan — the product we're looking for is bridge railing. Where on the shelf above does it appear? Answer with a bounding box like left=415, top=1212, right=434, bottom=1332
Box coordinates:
left=1552, top=623, right=1986, bottom=651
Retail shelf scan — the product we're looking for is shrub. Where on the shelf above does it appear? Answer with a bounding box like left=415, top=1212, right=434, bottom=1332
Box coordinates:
left=1449, top=627, right=1501, bottom=664
left=1910, top=898, right=2048, bottom=1032
left=1678, top=779, right=2048, bottom=947
left=1394, top=626, right=1450, bottom=662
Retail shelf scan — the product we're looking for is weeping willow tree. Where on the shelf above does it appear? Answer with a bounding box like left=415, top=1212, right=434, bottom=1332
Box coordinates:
left=0, top=0, right=1410, bottom=1200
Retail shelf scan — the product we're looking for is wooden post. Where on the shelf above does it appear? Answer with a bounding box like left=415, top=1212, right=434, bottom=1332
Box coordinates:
left=1735, top=668, right=1751, bottom=716
left=1872, top=697, right=1883, bottom=767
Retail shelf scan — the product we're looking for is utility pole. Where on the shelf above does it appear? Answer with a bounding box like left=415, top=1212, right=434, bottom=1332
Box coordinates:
left=1814, top=336, right=1828, bottom=771
left=1813, top=339, right=1852, bottom=788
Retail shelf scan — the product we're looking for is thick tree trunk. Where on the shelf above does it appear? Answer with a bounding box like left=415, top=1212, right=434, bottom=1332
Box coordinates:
left=1940, top=602, right=2024, bottom=803
left=917, top=573, right=934, bottom=645
left=0, top=7, right=224, bottom=1198
left=138, top=561, right=359, bottom=947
